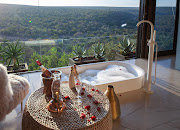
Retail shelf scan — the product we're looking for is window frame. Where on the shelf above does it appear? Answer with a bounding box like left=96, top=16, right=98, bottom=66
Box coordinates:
left=137, top=0, right=179, bottom=58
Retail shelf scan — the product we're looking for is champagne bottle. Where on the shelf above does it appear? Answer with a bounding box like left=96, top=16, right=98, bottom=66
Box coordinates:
left=36, top=60, right=52, bottom=77
left=69, top=66, right=75, bottom=89
left=73, top=64, right=78, bottom=79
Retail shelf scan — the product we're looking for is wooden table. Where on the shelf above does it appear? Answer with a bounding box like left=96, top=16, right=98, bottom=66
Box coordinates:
left=22, top=81, right=112, bottom=130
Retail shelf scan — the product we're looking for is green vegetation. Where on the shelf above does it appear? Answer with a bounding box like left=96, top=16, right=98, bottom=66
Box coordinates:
left=0, top=4, right=138, bottom=40
left=0, top=43, right=3, bottom=63
left=118, top=37, right=135, bottom=56
left=155, top=7, right=176, bottom=51
left=0, top=4, right=175, bottom=71
left=28, top=49, right=74, bottom=71
left=73, top=45, right=86, bottom=60
left=92, top=42, right=105, bottom=59
left=2, top=40, right=25, bottom=70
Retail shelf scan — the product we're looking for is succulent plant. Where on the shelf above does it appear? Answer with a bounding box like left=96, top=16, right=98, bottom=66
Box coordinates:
left=73, top=45, right=86, bottom=60
left=118, top=36, right=135, bottom=56
left=92, top=42, right=105, bottom=59
left=3, top=40, right=25, bottom=70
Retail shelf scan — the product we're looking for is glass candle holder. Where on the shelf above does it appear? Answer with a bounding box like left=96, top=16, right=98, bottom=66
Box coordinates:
left=51, top=71, right=62, bottom=100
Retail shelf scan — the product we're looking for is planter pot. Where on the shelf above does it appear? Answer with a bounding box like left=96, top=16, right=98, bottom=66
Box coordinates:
left=69, top=56, right=105, bottom=66
left=7, top=63, right=28, bottom=73
left=114, top=52, right=135, bottom=61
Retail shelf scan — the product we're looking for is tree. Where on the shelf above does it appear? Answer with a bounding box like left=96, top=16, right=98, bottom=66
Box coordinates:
left=0, top=43, right=3, bottom=63
left=28, top=52, right=41, bottom=71
left=58, top=52, right=74, bottom=67
left=46, top=47, right=59, bottom=68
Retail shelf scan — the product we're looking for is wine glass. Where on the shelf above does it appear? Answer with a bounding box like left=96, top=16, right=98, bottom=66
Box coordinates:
left=75, top=78, right=82, bottom=104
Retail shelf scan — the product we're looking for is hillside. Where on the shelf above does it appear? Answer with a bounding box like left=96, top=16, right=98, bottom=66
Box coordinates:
left=0, top=4, right=139, bottom=40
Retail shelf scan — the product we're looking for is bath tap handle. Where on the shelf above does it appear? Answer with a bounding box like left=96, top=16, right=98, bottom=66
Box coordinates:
left=136, top=20, right=154, bottom=42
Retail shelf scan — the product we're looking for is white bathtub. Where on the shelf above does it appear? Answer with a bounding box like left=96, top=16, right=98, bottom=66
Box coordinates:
left=56, top=61, right=145, bottom=94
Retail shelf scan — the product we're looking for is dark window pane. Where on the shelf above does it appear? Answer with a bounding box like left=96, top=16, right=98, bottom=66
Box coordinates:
left=155, top=0, right=176, bottom=51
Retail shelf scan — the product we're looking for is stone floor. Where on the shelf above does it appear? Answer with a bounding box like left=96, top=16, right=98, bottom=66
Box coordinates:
left=0, top=55, right=180, bottom=130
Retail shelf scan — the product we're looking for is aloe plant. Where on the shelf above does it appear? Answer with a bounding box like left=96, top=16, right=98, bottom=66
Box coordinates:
left=118, top=37, right=135, bottom=56
left=73, top=45, right=86, bottom=60
left=3, top=40, right=25, bottom=70
left=92, top=42, right=105, bottom=59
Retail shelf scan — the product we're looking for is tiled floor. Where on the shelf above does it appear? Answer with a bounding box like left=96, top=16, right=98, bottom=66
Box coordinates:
left=0, top=55, right=180, bottom=130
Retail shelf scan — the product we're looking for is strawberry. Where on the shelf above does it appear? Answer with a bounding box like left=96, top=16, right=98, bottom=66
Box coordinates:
left=91, top=88, right=95, bottom=91
left=82, top=88, right=85, bottom=90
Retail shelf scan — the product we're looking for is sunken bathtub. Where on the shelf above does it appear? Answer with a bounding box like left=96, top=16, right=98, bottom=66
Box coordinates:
left=57, top=61, right=145, bottom=94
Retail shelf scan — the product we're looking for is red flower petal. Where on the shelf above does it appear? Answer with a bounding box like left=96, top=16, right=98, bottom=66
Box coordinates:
left=76, top=82, right=80, bottom=85
left=96, top=90, right=99, bottom=92
left=87, top=112, right=90, bottom=115
left=81, top=92, right=84, bottom=95
left=85, top=105, right=91, bottom=110
left=80, top=113, right=86, bottom=119
left=91, top=116, right=96, bottom=121
left=82, top=88, right=85, bottom=90
left=64, top=96, right=70, bottom=99
left=91, top=88, right=95, bottom=91
left=88, top=119, right=90, bottom=122
left=93, top=100, right=99, bottom=104
left=97, top=107, right=101, bottom=111
left=87, top=95, right=92, bottom=98
left=77, top=80, right=80, bottom=82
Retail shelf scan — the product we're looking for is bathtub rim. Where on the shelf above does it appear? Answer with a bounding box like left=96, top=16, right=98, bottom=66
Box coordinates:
left=54, top=60, right=145, bottom=86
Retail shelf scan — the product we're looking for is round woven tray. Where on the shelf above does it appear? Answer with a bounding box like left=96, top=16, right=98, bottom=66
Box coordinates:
left=22, top=81, right=112, bottom=130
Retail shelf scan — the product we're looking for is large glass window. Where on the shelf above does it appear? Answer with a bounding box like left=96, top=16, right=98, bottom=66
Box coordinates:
left=0, top=0, right=139, bottom=71
left=155, top=0, right=176, bottom=51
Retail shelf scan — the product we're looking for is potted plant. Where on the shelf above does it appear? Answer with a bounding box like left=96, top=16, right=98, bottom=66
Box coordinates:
left=69, top=43, right=105, bottom=65
left=92, top=42, right=105, bottom=60
left=2, top=40, right=28, bottom=73
left=73, top=44, right=86, bottom=61
left=115, top=37, right=136, bottom=60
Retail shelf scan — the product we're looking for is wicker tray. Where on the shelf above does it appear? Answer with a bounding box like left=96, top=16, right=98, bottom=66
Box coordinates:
left=22, top=81, right=112, bottom=130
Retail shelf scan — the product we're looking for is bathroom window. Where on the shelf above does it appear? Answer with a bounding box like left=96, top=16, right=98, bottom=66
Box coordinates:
left=0, top=0, right=140, bottom=71
left=155, top=0, right=177, bottom=51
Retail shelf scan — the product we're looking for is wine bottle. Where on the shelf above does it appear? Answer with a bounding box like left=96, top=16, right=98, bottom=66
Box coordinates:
left=36, top=60, right=52, bottom=77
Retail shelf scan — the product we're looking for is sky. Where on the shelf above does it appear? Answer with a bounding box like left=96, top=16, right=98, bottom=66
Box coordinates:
left=0, top=0, right=176, bottom=7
